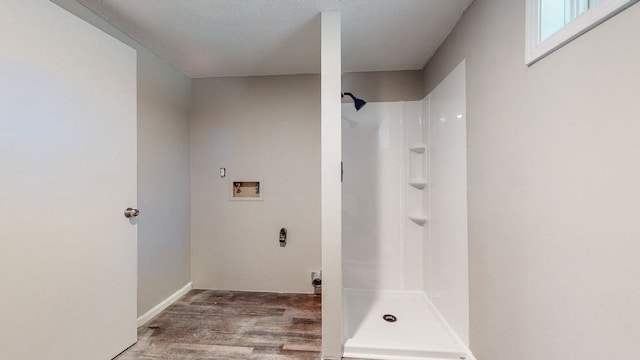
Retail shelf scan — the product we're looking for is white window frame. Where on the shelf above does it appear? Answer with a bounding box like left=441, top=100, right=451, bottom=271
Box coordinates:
left=525, top=0, right=639, bottom=65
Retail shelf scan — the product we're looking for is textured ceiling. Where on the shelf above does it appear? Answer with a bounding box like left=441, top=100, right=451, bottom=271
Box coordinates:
left=72, top=0, right=473, bottom=78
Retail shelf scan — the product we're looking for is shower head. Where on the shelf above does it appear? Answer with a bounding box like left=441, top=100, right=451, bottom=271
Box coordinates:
left=342, top=92, right=367, bottom=111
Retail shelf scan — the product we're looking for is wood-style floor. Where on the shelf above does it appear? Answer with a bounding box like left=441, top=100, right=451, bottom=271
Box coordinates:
left=116, top=289, right=368, bottom=360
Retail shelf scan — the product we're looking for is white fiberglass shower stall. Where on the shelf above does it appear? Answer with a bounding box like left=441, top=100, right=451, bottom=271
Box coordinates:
left=342, top=61, right=472, bottom=360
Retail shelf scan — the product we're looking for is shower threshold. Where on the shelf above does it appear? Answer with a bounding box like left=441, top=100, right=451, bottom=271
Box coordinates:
left=343, top=289, right=471, bottom=360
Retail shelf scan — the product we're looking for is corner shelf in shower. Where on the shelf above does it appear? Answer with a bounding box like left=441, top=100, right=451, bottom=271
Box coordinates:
left=408, top=214, right=428, bottom=226
left=408, top=180, right=428, bottom=189
left=408, top=145, right=428, bottom=190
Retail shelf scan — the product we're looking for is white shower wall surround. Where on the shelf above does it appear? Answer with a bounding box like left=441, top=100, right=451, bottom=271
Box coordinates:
left=427, top=62, right=469, bottom=345
left=342, top=101, right=421, bottom=291
left=342, top=61, right=470, bottom=359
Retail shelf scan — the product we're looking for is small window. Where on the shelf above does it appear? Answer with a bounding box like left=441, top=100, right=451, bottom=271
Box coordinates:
left=526, top=0, right=638, bottom=65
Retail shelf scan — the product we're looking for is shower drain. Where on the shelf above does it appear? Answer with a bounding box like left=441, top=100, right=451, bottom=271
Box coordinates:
left=382, top=314, right=397, bottom=322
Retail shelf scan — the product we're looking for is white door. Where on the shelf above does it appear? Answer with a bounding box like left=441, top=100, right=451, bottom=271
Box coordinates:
left=0, top=1, right=137, bottom=359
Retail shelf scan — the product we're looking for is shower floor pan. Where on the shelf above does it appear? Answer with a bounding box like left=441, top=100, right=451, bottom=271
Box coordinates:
left=343, top=289, right=470, bottom=360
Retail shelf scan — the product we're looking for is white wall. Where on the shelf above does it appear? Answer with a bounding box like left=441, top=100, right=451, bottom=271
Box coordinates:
left=52, top=0, right=192, bottom=317
left=423, top=1, right=640, bottom=359
left=190, top=75, right=321, bottom=293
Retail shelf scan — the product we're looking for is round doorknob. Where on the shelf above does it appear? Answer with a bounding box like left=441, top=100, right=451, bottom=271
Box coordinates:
left=124, top=208, right=140, bottom=218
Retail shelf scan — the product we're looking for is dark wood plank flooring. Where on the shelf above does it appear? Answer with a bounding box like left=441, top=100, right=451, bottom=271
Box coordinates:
left=116, top=290, right=322, bottom=360
left=116, top=289, right=373, bottom=360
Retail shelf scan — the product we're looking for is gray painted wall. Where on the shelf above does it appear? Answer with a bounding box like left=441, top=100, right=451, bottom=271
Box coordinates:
left=342, top=70, right=423, bottom=103
left=53, top=1, right=192, bottom=316
left=136, top=47, right=191, bottom=316
left=189, top=70, right=420, bottom=294
left=190, top=75, right=321, bottom=293
left=423, top=1, right=640, bottom=359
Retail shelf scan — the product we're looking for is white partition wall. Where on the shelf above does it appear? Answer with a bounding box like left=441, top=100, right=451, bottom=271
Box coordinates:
left=321, top=10, right=342, bottom=360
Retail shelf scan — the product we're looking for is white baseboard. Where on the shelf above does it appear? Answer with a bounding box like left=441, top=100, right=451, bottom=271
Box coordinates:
left=321, top=355, right=342, bottom=360
left=137, top=282, right=193, bottom=327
